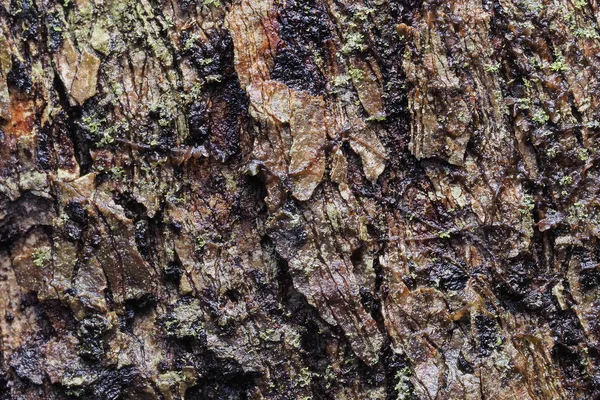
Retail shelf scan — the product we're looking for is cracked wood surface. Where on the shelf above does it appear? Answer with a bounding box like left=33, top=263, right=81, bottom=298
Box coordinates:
left=1, top=0, right=600, bottom=399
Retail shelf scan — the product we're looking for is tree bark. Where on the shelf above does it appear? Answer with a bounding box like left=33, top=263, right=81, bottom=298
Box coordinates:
left=1, top=0, right=599, bottom=398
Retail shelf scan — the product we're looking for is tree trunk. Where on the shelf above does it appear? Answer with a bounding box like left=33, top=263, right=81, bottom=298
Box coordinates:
left=1, top=0, right=599, bottom=398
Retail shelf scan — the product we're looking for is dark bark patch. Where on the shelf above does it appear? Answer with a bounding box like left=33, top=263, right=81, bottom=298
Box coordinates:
left=185, top=367, right=258, bottom=400
left=76, top=314, right=111, bottom=361
left=271, top=43, right=326, bottom=95
left=580, top=259, right=600, bottom=291
left=187, top=99, right=209, bottom=146
left=112, top=191, right=148, bottom=221
left=36, top=125, right=52, bottom=171
left=46, top=13, right=64, bottom=53
left=503, top=256, right=532, bottom=294
left=273, top=0, right=330, bottom=95
left=475, top=315, right=500, bottom=356
left=163, top=259, right=183, bottom=284
left=0, top=374, right=7, bottom=397
left=19, top=292, right=39, bottom=310
left=185, top=29, right=236, bottom=79
left=0, top=194, right=54, bottom=245
left=120, top=293, right=157, bottom=332
left=65, top=201, right=88, bottom=225
left=91, top=366, right=142, bottom=400
left=457, top=351, right=474, bottom=374
left=133, top=219, right=149, bottom=255
left=430, top=262, right=469, bottom=291
left=207, top=77, right=248, bottom=162
left=382, top=348, right=415, bottom=400
left=7, top=56, right=33, bottom=94
left=549, top=310, right=584, bottom=346
left=10, top=0, right=39, bottom=39
left=233, top=174, right=267, bottom=219
left=278, top=0, right=331, bottom=48
left=359, top=286, right=379, bottom=316
left=267, top=211, right=308, bottom=260
left=552, top=344, right=586, bottom=393
left=9, top=345, right=44, bottom=385
left=183, top=351, right=261, bottom=400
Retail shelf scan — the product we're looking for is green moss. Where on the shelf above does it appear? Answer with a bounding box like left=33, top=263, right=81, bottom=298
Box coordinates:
left=457, top=111, right=470, bottom=124
left=111, top=83, right=124, bottom=97
left=494, top=352, right=512, bottom=372
left=182, top=82, right=204, bottom=104
left=149, top=101, right=174, bottom=128
left=98, top=132, right=114, bottom=147
left=521, top=194, right=535, bottom=215
left=532, top=110, right=549, bottom=124
left=438, top=231, right=451, bottom=239
left=550, top=54, right=569, bottom=72
left=341, top=32, right=366, bottom=54
left=161, top=15, right=174, bottom=31
left=573, top=27, right=600, bottom=40
left=198, top=57, right=213, bottom=66
left=394, top=367, right=412, bottom=400
left=81, top=115, right=115, bottom=147
left=353, top=5, right=375, bottom=21
left=587, top=120, right=600, bottom=128
left=295, top=368, right=312, bottom=388
left=366, top=114, right=387, bottom=122
left=195, top=236, right=206, bottom=252
left=205, top=74, right=223, bottom=83
left=522, top=0, right=543, bottom=12
left=516, top=98, right=531, bottom=110
left=157, top=371, right=185, bottom=387
left=110, top=166, right=125, bottom=178
left=130, top=2, right=173, bottom=65
left=91, top=25, right=111, bottom=55
left=323, top=365, right=336, bottom=388
left=184, top=33, right=199, bottom=51
left=560, top=175, right=573, bottom=186
left=81, top=115, right=103, bottom=134
left=546, top=146, right=558, bottom=158
left=528, top=58, right=541, bottom=69
left=258, top=328, right=280, bottom=342
left=484, top=62, right=500, bottom=73
left=61, top=372, right=97, bottom=396
left=32, top=247, right=51, bottom=267
left=348, top=67, right=364, bottom=81
left=332, top=75, right=350, bottom=89
left=285, top=331, right=301, bottom=349
left=568, top=201, right=588, bottom=225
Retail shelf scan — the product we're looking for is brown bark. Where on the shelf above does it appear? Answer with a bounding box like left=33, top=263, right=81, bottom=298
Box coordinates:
left=1, top=0, right=599, bottom=398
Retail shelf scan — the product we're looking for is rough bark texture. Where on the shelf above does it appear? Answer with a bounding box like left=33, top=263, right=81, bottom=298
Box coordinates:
left=1, top=0, right=600, bottom=398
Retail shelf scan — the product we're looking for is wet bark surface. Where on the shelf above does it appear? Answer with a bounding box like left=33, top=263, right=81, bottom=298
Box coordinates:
left=1, top=0, right=600, bottom=398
